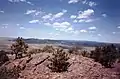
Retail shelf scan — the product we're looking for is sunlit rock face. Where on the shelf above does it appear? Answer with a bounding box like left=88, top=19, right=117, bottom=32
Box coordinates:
left=0, top=53, right=119, bottom=79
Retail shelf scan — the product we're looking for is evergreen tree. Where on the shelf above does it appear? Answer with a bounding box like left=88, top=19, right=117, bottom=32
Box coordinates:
left=11, top=37, right=28, bottom=59
left=47, top=48, right=70, bottom=72
left=0, top=50, right=9, bottom=66
left=90, top=44, right=119, bottom=68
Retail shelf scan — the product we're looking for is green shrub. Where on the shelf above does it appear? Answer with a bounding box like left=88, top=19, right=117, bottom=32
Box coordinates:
left=0, top=50, right=9, bottom=66
left=90, top=44, right=119, bottom=68
left=42, top=45, right=54, bottom=53
left=47, top=48, right=70, bottom=72
left=11, top=37, right=28, bottom=59
left=27, top=49, right=42, bottom=58
left=81, top=50, right=90, bottom=57
left=0, top=65, right=21, bottom=79
left=68, top=47, right=79, bottom=55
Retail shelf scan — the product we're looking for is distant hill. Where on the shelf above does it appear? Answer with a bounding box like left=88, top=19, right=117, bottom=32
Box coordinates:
left=8, top=38, right=120, bottom=47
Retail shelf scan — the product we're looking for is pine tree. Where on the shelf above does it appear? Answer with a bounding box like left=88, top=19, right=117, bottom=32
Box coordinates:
left=90, top=44, right=118, bottom=68
left=42, top=45, right=54, bottom=53
left=11, top=37, right=28, bottom=59
left=0, top=65, right=21, bottom=79
left=47, top=48, right=70, bottom=72
left=0, top=50, right=9, bottom=66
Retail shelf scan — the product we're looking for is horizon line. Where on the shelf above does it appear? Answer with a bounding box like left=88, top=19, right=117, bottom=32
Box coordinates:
left=0, top=36, right=120, bottom=44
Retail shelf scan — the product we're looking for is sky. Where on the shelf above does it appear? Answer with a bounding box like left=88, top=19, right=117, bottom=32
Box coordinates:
left=0, top=0, right=120, bottom=43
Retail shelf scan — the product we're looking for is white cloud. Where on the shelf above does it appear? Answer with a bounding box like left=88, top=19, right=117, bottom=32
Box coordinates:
left=48, top=32, right=53, bottom=35
left=73, top=30, right=80, bottom=34
left=73, top=20, right=78, bottom=23
left=67, top=30, right=80, bottom=35
left=26, top=1, right=34, bottom=5
left=78, top=19, right=94, bottom=23
left=88, top=1, right=97, bottom=7
left=68, top=0, right=97, bottom=7
left=77, top=9, right=94, bottom=19
left=98, top=34, right=101, bottom=36
left=55, top=33, right=60, bottom=36
left=42, top=13, right=52, bottom=19
left=80, top=29, right=87, bottom=33
left=53, top=10, right=67, bottom=19
left=117, top=26, right=120, bottom=28
left=25, top=10, right=44, bottom=17
left=112, top=32, right=120, bottom=34
left=82, top=0, right=97, bottom=7
left=8, top=0, right=25, bottom=2
left=19, top=0, right=26, bottom=2
left=48, top=32, right=60, bottom=36
left=34, top=11, right=42, bottom=16
left=0, top=10, right=4, bottom=13
left=2, top=24, right=8, bottom=28
left=8, top=0, right=34, bottom=5
left=53, top=23, right=80, bottom=35
left=2, top=26, right=7, bottom=29
left=53, top=22, right=62, bottom=27
left=29, top=20, right=39, bottom=23
left=48, top=32, right=60, bottom=39
left=82, top=0, right=87, bottom=4
left=89, top=31, right=95, bottom=33
left=2, top=24, right=8, bottom=29
left=112, top=32, right=116, bottom=34
left=52, top=22, right=73, bottom=33
left=25, top=10, right=36, bottom=15
left=64, top=27, right=80, bottom=34
left=53, top=21, right=71, bottom=28
left=20, top=27, right=25, bottom=29
left=55, top=28, right=59, bottom=31
left=54, top=12, right=64, bottom=18
left=2, top=24, right=8, bottom=26
left=78, top=19, right=85, bottom=22
left=41, top=10, right=67, bottom=21
left=71, top=9, right=95, bottom=23
left=68, top=0, right=79, bottom=4
left=16, top=24, right=20, bottom=26
left=70, top=15, right=77, bottom=19
left=60, top=22, right=71, bottom=26
left=102, top=14, right=107, bottom=17
left=88, top=26, right=96, bottom=30
left=66, top=27, right=73, bottom=31
left=62, top=9, right=67, bottom=13
left=85, top=19, right=94, bottom=22
left=44, top=23, right=51, bottom=26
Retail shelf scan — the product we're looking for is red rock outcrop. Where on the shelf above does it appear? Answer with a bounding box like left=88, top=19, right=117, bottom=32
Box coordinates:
left=0, top=53, right=119, bottom=79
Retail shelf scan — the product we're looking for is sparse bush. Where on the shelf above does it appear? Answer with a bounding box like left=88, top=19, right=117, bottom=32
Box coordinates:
left=68, top=47, right=80, bottom=55
left=90, top=44, right=119, bottom=68
left=0, top=65, right=21, bottom=79
left=26, top=51, right=32, bottom=58
left=47, top=48, right=70, bottom=72
left=11, top=37, right=28, bottom=59
left=81, top=50, right=90, bottom=57
left=0, top=50, right=9, bottom=66
left=27, top=49, right=42, bottom=58
left=42, top=45, right=54, bottom=53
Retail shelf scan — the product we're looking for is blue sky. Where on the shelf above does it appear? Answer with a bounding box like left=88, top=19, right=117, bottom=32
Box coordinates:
left=0, top=0, right=120, bottom=43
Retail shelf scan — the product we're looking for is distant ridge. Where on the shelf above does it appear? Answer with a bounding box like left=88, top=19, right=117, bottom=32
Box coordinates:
left=7, top=37, right=120, bottom=47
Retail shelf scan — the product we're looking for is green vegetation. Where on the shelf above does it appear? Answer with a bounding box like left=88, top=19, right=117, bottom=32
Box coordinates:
left=28, top=49, right=41, bottom=58
left=90, top=44, right=120, bottom=68
left=0, top=50, right=9, bottom=66
left=47, top=48, right=70, bottom=72
left=81, top=50, right=90, bottom=57
left=11, top=37, right=28, bottom=59
left=68, top=47, right=79, bottom=55
left=42, top=45, right=54, bottom=53
left=0, top=65, right=21, bottom=79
